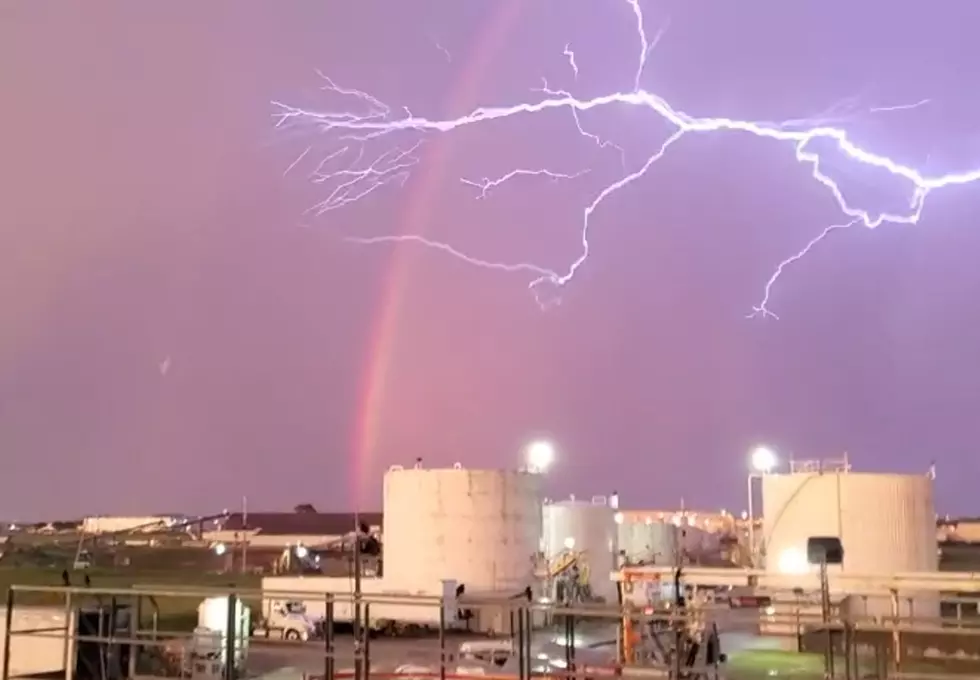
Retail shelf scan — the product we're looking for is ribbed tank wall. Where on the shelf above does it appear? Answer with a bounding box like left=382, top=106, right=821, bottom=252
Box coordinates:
left=382, top=467, right=541, bottom=593
left=542, top=499, right=617, bottom=601
left=762, top=472, right=938, bottom=619
left=617, top=521, right=678, bottom=564
left=617, top=521, right=718, bottom=565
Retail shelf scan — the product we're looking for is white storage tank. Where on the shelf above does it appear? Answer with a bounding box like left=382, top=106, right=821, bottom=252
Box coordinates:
left=382, top=465, right=541, bottom=593
left=618, top=519, right=679, bottom=564
left=542, top=497, right=618, bottom=602
left=761, top=471, right=938, bottom=619
left=617, top=516, right=718, bottom=565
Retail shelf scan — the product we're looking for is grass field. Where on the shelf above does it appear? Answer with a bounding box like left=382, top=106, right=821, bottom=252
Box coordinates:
left=0, top=566, right=262, bottom=631
left=726, top=649, right=980, bottom=679
left=726, top=650, right=828, bottom=680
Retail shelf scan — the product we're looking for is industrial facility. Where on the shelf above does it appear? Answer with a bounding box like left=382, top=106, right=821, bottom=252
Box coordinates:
left=7, top=451, right=980, bottom=680
left=253, top=454, right=957, bottom=638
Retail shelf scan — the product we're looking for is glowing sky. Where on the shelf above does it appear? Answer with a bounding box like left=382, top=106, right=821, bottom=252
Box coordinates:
left=2, top=1, right=980, bottom=519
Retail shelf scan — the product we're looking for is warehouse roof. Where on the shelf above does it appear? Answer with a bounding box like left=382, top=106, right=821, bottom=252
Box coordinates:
left=221, top=511, right=383, bottom=536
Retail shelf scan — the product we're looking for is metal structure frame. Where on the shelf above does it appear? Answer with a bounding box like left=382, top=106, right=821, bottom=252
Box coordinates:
left=5, top=578, right=980, bottom=680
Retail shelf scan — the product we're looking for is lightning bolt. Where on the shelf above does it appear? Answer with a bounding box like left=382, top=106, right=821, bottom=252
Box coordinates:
left=273, top=1, right=969, bottom=318
left=562, top=44, right=578, bottom=80
left=461, top=169, right=590, bottom=200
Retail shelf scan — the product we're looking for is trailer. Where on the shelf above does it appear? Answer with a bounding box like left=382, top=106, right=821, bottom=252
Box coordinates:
left=261, top=576, right=463, bottom=635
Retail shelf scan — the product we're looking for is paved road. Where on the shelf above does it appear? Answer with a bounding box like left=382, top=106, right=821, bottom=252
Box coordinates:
left=248, top=635, right=479, bottom=677
left=244, top=614, right=773, bottom=679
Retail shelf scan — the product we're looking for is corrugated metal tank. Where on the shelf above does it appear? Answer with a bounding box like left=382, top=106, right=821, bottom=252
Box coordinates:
left=542, top=497, right=618, bottom=601
left=382, top=465, right=541, bottom=593
left=618, top=520, right=678, bottom=564
left=762, top=471, right=938, bottom=619
left=617, top=518, right=718, bottom=565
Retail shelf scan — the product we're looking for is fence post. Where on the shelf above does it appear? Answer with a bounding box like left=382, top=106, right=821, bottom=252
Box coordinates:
left=362, top=604, right=371, bottom=680
left=517, top=605, right=526, bottom=680
left=1, top=588, right=14, bottom=680
left=223, top=594, right=237, bottom=680
left=438, top=601, right=446, bottom=680
left=324, top=593, right=334, bottom=680
left=128, top=594, right=138, bottom=679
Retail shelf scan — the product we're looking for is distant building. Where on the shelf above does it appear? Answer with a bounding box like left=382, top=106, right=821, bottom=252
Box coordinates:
left=617, top=509, right=738, bottom=534
left=81, top=515, right=180, bottom=535
left=203, top=511, right=382, bottom=550
left=939, top=518, right=980, bottom=544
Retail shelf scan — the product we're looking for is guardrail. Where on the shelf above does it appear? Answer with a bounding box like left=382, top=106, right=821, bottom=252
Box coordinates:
left=614, top=566, right=980, bottom=594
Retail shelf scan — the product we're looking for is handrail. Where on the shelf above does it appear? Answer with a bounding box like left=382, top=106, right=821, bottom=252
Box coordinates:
left=613, top=565, right=980, bottom=593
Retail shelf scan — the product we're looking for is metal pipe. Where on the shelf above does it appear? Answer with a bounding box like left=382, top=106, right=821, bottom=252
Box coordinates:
left=565, top=608, right=576, bottom=677
left=516, top=606, right=526, bottom=680
left=325, top=594, right=335, bottom=680
left=353, top=516, right=364, bottom=680
left=64, top=591, right=75, bottom=680
left=673, top=624, right=682, bottom=679
left=241, top=495, right=249, bottom=574
left=223, top=594, right=237, bottom=680
left=746, top=474, right=755, bottom=566
left=2, top=588, right=14, bottom=680
left=128, top=595, right=138, bottom=680
left=524, top=608, right=533, bottom=680
left=108, top=596, right=119, bottom=680
left=438, top=600, right=447, bottom=680
left=363, top=603, right=371, bottom=680
left=890, top=590, right=901, bottom=670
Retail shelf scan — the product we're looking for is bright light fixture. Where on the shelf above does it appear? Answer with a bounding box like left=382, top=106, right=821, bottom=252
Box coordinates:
left=777, top=547, right=809, bottom=574
left=526, top=439, right=556, bottom=473
left=750, top=445, right=778, bottom=473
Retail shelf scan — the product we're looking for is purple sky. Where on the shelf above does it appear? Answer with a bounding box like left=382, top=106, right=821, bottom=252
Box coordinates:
left=3, top=1, right=980, bottom=520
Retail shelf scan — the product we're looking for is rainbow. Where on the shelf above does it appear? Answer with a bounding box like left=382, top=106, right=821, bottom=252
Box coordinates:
left=350, top=1, right=526, bottom=505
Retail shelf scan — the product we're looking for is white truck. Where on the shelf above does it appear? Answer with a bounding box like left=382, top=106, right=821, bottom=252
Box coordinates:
left=254, top=599, right=325, bottom=641
left=261, top=576, right=463, bottom=636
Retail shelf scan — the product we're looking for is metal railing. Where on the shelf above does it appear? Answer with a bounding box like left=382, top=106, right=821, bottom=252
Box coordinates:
left=3, top=583, right=980, bottom=680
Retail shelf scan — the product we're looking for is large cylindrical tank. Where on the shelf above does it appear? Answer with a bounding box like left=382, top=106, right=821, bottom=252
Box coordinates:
left=542, top=497, right=617, bottom=601
left=382, top=466, right=542, bottom=593
left=618, top=520, right=677, bottom=564
left=617, top=517, right=718, bottom=565
left=762, top=472, right=938, bottom=619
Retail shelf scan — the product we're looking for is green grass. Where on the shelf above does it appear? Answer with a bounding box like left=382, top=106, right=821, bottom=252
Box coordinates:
left=726, top=650, right=827, bottom=679
left=726, top=649, right=980, bottom=679
left=0, top=566, right=262, bottom=632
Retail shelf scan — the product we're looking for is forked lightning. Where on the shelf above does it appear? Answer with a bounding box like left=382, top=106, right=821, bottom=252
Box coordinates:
left=273, top=0, right=977, bottom=318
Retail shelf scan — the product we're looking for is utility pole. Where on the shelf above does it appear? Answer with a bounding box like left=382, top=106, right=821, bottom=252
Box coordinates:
left=353, top=510, right=363, bottom=601
left=241, top=495, right=248, bottom=573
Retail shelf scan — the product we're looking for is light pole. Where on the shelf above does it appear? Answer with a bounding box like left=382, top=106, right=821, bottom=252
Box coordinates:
left=747, top=445, right=777, bottom=566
